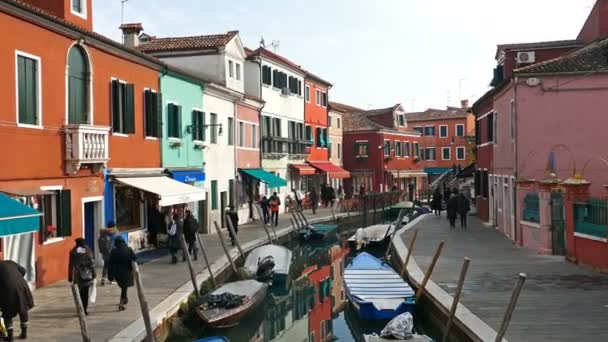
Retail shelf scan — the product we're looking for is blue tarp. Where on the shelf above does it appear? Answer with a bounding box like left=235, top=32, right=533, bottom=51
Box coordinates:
left=0, top=192, right=42, bottom=237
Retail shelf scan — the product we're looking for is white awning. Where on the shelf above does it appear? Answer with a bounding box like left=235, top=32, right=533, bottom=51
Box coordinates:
left=115, top=176, right=205, bottom=207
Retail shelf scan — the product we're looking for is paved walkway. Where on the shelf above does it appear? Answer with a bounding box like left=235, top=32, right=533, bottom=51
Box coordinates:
left=26, top=208, right=339, bottom=342
left=402, top=214, right=608, bottom=342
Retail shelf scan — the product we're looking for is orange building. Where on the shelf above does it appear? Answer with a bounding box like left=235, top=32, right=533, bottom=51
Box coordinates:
left=0, top=0, right=163, bottom=287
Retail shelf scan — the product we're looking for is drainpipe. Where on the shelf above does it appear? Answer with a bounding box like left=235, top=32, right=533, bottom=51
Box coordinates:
left=513, top=76, right=520, bottom=244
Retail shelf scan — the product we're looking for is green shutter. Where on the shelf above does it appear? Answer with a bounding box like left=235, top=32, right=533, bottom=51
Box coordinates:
left=68, top=46, right=88, bottom=124
left=202, top=112, right=206, bottom=141
left=125, top=83, right=135, bottom=134
left=144, top=90, right=153, bottom=137
left=211, top=180, right=218, bottom=210
left=155, top=92, right=163, bottom=138
left=111, top=80, right=121, bottom=132
left=167, top=104, right=175, bottom=138
left=18, top=56, right=38, bottom=126
left=177, top=105, right=182, bottom=138
left=191, top=111, right=198, bottom=141
left=228, top=117, right=234, bottom=145
left=57, top=190, right=72, bottom=237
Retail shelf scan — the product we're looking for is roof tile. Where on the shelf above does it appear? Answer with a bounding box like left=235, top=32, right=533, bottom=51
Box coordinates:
left=138, top=31, right=239, bottom=53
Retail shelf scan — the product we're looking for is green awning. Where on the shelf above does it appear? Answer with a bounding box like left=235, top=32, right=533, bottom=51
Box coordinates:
left=0, top=192, right=42, bottom=237
left=240, top=169, right=287, bottom=188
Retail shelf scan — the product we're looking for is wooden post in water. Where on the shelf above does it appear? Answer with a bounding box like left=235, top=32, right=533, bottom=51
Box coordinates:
left=213, top=221, right=238, bottom=274
left=179, top=234, right=200, bottom=298
left=415, top=240, right=445, bottom=301
left=384, top=209, right=406, bottom=260
left=289, top=218, right=298, bottom=236
left=132, top=262, right=155, bottom=342
left=290, top=207, right=303, bottom=231
left=225, top=214, right=245, bottom=260
left=70, top=283, right=91, bottom=342
left=330, top=204, right=337, bottom=222
left=495, top=273, right=527, bottom=342
left=196, top=233, right=216, bottom=287
left=442, top=257, right=471, bottom=342
left=363, top=197, right=368, bottom=226
left=255, top=205, right=274, bottom=243
left=400, top=229, right=419, bottom=278
left=298, top=207, right=310, bottom=227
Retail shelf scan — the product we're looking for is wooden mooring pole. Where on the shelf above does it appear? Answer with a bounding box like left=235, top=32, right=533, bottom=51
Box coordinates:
left=415, top=240, right=445, bottom=301
left=179, top=234, right=199, bottom=298
left=70, top=284, right=91, bottom=342
left=225, top=214, right=245, bottom=260
left=400, top=229, right=419, bottom=278
left=384, top=209, right=406, bottom=260
left=441, top=257, right=471, bottom=342
left=495, top=273, right=527, bottom=342
left=289, top=218, right=298, bottom=236
left=213, top=221, right=238, bottom=274
left=132, top=262, right=155, bottom=342
left=196, top=233, right=216, bottom=287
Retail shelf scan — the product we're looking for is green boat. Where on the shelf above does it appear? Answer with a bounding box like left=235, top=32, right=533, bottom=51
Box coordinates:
left=298, top=223, right=338, bottom=240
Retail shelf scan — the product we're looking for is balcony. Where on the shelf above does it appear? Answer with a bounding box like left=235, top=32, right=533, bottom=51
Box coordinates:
left=64, top=124, right=110, bottom=174
left=262, top=136, right=289, bottom=160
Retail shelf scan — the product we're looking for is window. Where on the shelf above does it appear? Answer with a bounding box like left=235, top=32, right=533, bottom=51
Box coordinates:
left=111, top=79, right=135, bottom=134
left=442, top=147, right=451, bottom=160
left=252, top=124, right=258, bottom=148
left=262, top=116, right=271, bottom=137
left=306, top=125, right=313, bottom=142
left=321, top=92, right=328, bottom=107
left=210, top=113, right=218, bottom=143
left=510, top=100, right=515, bottom=141
left=355, top=141, right=368, bottom=158
left=413, top=142, right=420, bottom=157
left=228, top=60, right=234, bottom=78
left=227, top=117, right=234, bottom=145
left=316, top=89, right=321, bottom=105
left=404, top=141, right=410, bottom=157
left=211, top=180, right=218, bottom=210
left=71, top=0, right=86, bottom=16
left=16, top=53, right=41, bottom=127
left=456, top=146, right=466, bottom=160
left=305, top=85, right=310, bottom=102
left=115, top=186, right=141, bottom=231
left=423, top=126, right=435, bottom=136
left=323, top=128, right=328, bottom=147
left=337, top=142, right=342, bottom=159
left=67, top=46, right=90, bottom=125
left=456, top=124, right=465, bottom=137
left=191, top=110, right=204, bottom=141
left=272, top=117, right=281, bottom=136
left=439, top=125, right=448, bottom=138
left=487, top=112, right=494, bottom=142
left=167, top=103, right=182, bottom=139
left=413, top=126, right=423, bottom=134
left=328, top=115, right=332, bottom=128
left=18, top=191, right=71, bottom=242
left=337, top=118, right=341, bottom=129
left=398, top=115, right=405, bottom=126
left=274, top=71, right=287, bottom=89
left=144, top=90, right=161, bottom=138
left=235, top=63, right=241, bottom=80
left=288, top=76, right=300, bottom=95
left=383, top=140, right=391, bottom=156
left=238, top=122, right=244, bottom=147
left=425, top=148, right=436, bottom=160
left=316, top=127, right=323, bottom=147
left=395, top=141, right=402, bottom=157
left=262, top=65, right=272, bottom=85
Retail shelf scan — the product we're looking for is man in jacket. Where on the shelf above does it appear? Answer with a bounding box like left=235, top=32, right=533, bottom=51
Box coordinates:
left=269, top=192, right=281, bottom=227
left=457, top=191, right=471, bottom=228
left=446, top=190, right=459, bottom=228
left=167, top=212, right=185, bottom=264
left=225, top=205, right=239, bottom=246
left=98, top=221, right=118, bottom=285
left=0, top=261, right=34, bottom=341
left=183, top=210, right=199, bottom=260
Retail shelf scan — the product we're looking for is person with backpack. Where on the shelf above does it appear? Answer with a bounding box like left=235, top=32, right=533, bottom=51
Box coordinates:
left=0, top=261, right=34, bottom=341
left=167, top=213, right=185, bottom=264
left=98, top=221, right=118, bottom=286
left=269, top=192, right=281, bottom=227
left=183, top=210, right=199, bottom=260
left=457, top=190, right=471, bottom=228
left=108, top=236, right=136, bottom=311
left=68, top=238, right=96, bottom=316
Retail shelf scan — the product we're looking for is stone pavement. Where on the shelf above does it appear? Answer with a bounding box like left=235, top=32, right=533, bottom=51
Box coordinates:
left=25, top=208, right=339, bottom=342
left=402, top=214, right=608, bottom=342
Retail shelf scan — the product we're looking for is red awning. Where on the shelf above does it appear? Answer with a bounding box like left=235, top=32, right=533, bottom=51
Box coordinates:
left=290, top=164, right=316, bottom=175
left=308, top=162, right=351, bottom=179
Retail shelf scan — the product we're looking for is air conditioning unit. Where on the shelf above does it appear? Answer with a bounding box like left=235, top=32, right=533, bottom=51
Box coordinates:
left=281, top=87, right=291, bottom=96
left=517, top=51, right=536, bottom=64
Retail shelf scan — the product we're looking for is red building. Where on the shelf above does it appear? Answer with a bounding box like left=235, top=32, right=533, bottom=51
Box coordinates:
left=306, top=264, right=333, bottom=342
left=0, top=0, right=162, bottom=287
left=342, top=103, right=426, bottom=196
left=303, top=73, right=349, bottom=191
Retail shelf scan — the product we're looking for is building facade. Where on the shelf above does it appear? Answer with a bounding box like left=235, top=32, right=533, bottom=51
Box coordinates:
left=328, top=104, right=346, bottom=190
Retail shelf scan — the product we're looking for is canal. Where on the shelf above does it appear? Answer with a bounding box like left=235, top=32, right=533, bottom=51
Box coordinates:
left=169, top=213, right=439, bottom=342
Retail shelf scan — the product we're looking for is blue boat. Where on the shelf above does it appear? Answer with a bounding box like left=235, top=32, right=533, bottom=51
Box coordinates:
left=194, top=337, right=229, bottom=342
left=344, top=252, right=415, bottom=320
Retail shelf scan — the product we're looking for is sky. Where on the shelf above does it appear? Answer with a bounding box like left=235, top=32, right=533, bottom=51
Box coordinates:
left=93, top=0, right=594, bottom=112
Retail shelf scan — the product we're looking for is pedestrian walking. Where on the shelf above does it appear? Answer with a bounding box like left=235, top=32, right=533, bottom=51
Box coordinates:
left=226, top=205, right=239, bottom=246
left=309, top=188, right=319, bottom=214
left=269, top=192, right=281, bottom=227
left=108, top=236, right=136, bottom=311
left=457, top=191, right=471, bottom=228
left=146, top=203, right=162, bottom=249
left=0, top=261, right=34, bottom=341
left=183, top=210, right=199, bottom=260
left=260, top=195, right=270, bottom=224
left=68, top=238, right=96, bottom=316
left=359, top=184, right=366, bottom=197
left=443, top=187, right=451, bottom=206
left=98, top=221, right=118, bottom=286
left=167, top=213, right=185, bottom=264
left=446, top=192, right=459, bottom=228
left=431, top=188, right=443, bottom=217
left=328, top=185, right=336, bottom=207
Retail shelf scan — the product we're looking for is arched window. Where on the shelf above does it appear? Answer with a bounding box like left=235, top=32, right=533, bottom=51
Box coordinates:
left=67, top=45, right=89, bottom=124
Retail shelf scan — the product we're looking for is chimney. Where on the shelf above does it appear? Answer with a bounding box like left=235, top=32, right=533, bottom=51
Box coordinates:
left=460, top=99, right=469, bottom=109
left=120, top=23, right=144, bottom=48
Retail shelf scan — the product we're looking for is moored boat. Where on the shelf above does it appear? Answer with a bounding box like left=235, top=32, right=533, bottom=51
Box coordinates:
left=298, top=223, right=338, bottom=240
left=344, top=252, right=415, bottom=320
left=194, top=337, right=230, bottom=342
left=363, top=334, right=434, bottom=342
left=244, top=244, right=293, bottom=285
left=196, top=280, right=268, bottom=328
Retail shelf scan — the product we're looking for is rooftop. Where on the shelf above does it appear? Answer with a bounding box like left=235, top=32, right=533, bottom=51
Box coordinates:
left=495, top=39, right=583, bottom=59
left=329, top=101, right=364, bottom=113
left=404, top=107, right=470, bottom=122
left=138, top=31, right=239, bottom=53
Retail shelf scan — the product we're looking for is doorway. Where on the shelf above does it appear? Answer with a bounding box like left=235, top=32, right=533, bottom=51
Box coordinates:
left=220, top=191, right=227, bottom=228
left=82, top=197, right=103, bottom=260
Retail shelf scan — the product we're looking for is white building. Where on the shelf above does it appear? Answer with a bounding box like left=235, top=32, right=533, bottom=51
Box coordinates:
left=245, top=48, right=307, bottom=211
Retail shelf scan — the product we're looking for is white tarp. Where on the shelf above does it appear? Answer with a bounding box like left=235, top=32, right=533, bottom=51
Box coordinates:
left=116, top=176, right=205, bottom=207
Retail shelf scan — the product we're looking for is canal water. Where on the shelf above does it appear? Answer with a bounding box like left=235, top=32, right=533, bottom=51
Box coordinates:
left=170, top=214, right=437, bottom=342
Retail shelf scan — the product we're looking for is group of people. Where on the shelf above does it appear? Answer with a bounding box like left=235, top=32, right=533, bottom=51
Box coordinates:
left=307, top=184, right=339, bottom=214
left=431, top=187, right=471, bottom=228
left=259, top=192, right=281, bottom=227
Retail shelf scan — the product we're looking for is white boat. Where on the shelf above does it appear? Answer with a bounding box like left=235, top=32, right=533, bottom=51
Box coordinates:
left=363, top=334, right=434, bottom=342
left=348, top=216, right=410, bottom=249
left=244, top=244, right=293, bottom=284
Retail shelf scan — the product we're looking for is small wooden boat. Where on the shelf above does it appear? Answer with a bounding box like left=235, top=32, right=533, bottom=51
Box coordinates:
left=298, top=223, right=338, bottom=240
left=244, top=244, right=293, bottom=285
left=344, top=252, right=415, bottom=320
left=196, top=280, right=268, bottom=328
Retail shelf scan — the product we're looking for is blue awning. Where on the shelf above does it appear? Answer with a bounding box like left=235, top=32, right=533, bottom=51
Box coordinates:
left=0, top=192, right=42, bottom=237
left=424, top=167, right=451, bottom=175
left=169, top=170, right=206, bottom=183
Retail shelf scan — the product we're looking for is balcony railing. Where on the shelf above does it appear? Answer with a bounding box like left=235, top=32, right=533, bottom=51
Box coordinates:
left=65, top=124, right=110, bottom=174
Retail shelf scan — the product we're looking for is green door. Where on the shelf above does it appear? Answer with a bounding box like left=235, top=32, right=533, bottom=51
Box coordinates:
left=551, top=191, right=566, bottom=255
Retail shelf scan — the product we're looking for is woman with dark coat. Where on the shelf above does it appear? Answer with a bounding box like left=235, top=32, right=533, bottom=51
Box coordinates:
left=68, top=238, right=96, bottom=316
left=431, top=188, right=443, bottom=217
left=108, top=236, right=136, bottom=311
left=0, top=261, right=34, bottom=341
left=446, top=191, right=459, bottom=228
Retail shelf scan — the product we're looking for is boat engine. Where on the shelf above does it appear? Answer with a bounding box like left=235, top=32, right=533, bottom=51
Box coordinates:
left=255, top=255, right=276, bottom=282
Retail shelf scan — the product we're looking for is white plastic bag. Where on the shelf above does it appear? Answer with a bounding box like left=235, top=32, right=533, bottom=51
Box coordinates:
left=380, top=312, right=414, bottom=339
left=89, top=279, right=97, bottom=304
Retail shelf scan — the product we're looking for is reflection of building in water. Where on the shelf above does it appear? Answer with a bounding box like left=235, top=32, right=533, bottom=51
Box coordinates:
left=330, top=244, right=350, bottom=314
left=307, top=263, right=334, bottom=342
